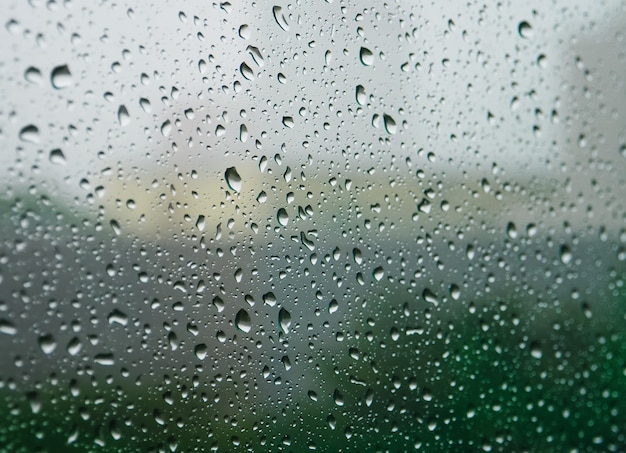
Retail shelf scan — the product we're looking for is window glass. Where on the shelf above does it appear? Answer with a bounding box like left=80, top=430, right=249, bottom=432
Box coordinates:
left=1, top=0, right=625, bottom=451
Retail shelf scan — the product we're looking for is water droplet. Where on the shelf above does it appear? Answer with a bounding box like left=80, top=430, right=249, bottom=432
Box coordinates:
left=107, top=309, right=128, bottom=326
left=240, top=62, right=254, bottom=80
left=506, top=222, right=518, bottom=239
left=263, top=292, right=277, bottom=307
left=333, top=389, right=344, bottom=406
left=0, top=319, right=17, bottom=335
left=51, top=65, right=72, bottom=89
left=278, top=308, right=291, bottom=334
left=353, top=248, right=363, bottom=265
left=272, top=6, right=289, bottom=31
left=359, top=47, right=374, bottom=66
left=355, top=85, right=366, bottom=105
left=560, top=245, right=572, bottom=264
left=19, top=125, right=40, bottom=143
left=282, top=116, right=294, bottom=128
left=423, top=288, right=439, bottom=306
left=161, top=120, right=172, bottom=137
left=24, top=66, right=42, bottom=85
left=66, top=337, right=82, bottom=356
left=530, top=342, right=542, bottom=359
left=49, top=148, right=66, bottom=165
left=449, top=284, right=461, bottom=300
left=94, top=353, right=115, bottom=366
left=239, top=24, right=250, bottom=39
left=277, top=208, right=289, bottom=226
left=235, top=308, right=252, bottom=333
left=518, top=21, right=533, bottom=39
left=383, top=114, right=396, bottom=134
left=194, top=344, right=207, bottom=360
left=39, top=334, right=57, bottom=354
left=373, top=266, right=384, bottom=281
left=225, top=167, right=242, bottom=192
left=196, top=215, right=205, bottom=232
left=117, top=105, right=130, bottom=126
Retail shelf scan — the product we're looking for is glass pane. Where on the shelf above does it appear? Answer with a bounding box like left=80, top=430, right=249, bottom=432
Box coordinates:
left=1, top=0, right=625, bottom=451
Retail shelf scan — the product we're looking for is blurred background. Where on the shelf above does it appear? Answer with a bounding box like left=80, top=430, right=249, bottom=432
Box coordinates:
left=0, top=0, right=625, bottom=451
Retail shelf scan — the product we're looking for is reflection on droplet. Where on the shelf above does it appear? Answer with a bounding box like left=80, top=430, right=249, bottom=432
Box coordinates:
left=359, top=47, right=374, bottom=66
left=51, top=65, right=73, bottom=89
left=278, top=308, right=291, bottom=334
left=235, top=308, right=252, bottom=333
left=225, top=167, right=242, bottom=192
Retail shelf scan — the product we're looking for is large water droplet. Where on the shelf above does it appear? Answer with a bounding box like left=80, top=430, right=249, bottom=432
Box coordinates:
left=278, top=308, right=291, bottom=334
left=263, top=292, right=277, bottom=307
left=355, top=85, right=366, bottom=105
left=235, top=308, right=252, bottom=333
left=383, top=114, right=396, bottom=134
left=277, top=208, right=289, bottom=226
left=19, top=125, right=40, bottom=143
left=39, top=334, right=57, bottom=354
left=51, top=65, right=73, bottom=89
left=518, top=21, right=533, bottom=39
left=118, top=105, right=130, bottom=126
left=272, top=6, right=289, bottom=31
left=225, top=167, right=242, bottom=192
left=359, top=47, right=374, bottom=66
left=194, top=344, right=208, bottom=360
left=49, top=148, right=66, bottom=165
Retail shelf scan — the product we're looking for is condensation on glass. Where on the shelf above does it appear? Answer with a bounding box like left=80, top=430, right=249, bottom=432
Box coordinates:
left=1, top=0, right=625, bottom=451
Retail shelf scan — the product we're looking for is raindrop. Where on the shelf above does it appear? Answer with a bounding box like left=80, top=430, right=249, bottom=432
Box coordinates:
left=24, top=66, right=43, bottom=85
left=194, top=344, right=208, bottom=360
left=277, top=208, right=289, bottom=226
left=272, top=6, right=289, bottom=31
left=359, top=47, right=374, bottom=66
left=49, top=148, right=66, bottom=165
left=506, top=222, right=518, bottom=239
left=278, top=308, right=291, bottom=334
left=282, top=116, right=294, bottom=128
left=518, top=21, right=533, bottom=39
left=355, top=85, right=366, bottom=105
left=240, top=62, right=254, bottom=80
left=235, top=308, right=252, bottom=333
left=0, top=319, right=17, bottom=335
left=18, top=125, right=40, bottom=143
left=161, top=120, right=172, bottom=137
left=94, top=353, right=115, bottom=366
left=449, top=284, right=461, bottom=300
left=383, top=114, right=397, bottom=134
left=39, top=334, right=57, bottom=354
left=423, top=288, right=439, bottom=306
left=117, top=105, right=130, bottom=126
left=560, top=245, right=572, bottom=264
left=225, top=167, right=242, bottom=192
left=263, top=292, right=277, bottom=307
left=373, top=266, right=384, bottom=281
left=51, top=65, right=73, bottom=89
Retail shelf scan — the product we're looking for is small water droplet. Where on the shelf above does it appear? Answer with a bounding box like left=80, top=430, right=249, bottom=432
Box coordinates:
left=359, top=47, right=374, bottom=66
left=282, top=116, right=294, bottom=128
left=94, top=353, right=115, bottom=366
left=506, top=222, right=518, bottom=239
left=240, top=62, right=254, bottom=80
left=449, top=284, right=461, bottom=300
left=423, top=288, right=439, bottom=306
left=225, top=167, right=242, bottom=192
left=235, top=309, right=252, bottom=333
left=161, top=120, right=172, bottom=137
left=239, top=24, right=250, bottom=39
left=373, top=266, right=384, bottom=281
left=51, top=65, right=72, bottom=89
left=355, top=85, right=366, bottom=105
